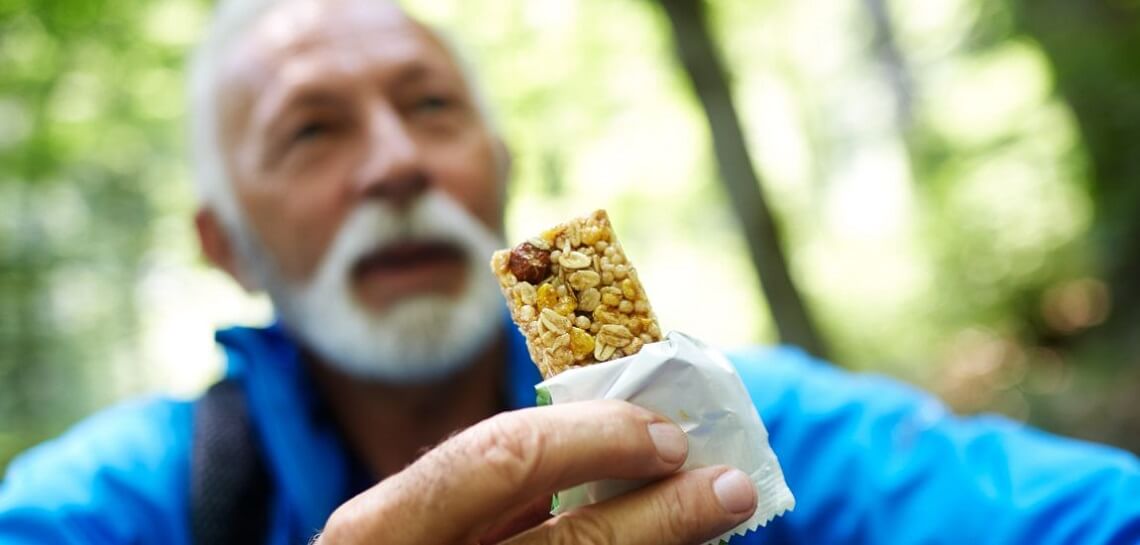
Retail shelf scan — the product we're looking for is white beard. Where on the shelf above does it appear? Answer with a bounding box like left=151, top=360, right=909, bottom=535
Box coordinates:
left=232, top=191, right=504, bottom=384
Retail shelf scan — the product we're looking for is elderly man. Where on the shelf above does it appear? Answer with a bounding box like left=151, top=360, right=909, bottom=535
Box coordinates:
left=2, top=0, right=1140, bottom=544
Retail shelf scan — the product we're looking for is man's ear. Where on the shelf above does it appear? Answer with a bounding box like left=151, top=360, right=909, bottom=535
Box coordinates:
left=195, top=207, right=261, bottom=292
left=494, top=137, right=513, bottom=182
left=493, top=138, right=513, bottom=235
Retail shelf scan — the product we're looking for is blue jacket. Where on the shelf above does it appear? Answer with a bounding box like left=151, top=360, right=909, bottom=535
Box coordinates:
left=2, top=322, right=1139, bottom=544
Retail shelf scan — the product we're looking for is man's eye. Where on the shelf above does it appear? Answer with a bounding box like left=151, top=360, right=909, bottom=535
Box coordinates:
left=292, top=121, right=328, bottom=142
left=415, top=95, right=452, bottom=113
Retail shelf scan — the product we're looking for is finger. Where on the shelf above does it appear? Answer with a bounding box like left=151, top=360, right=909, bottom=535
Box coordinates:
left=319, top=400, right=689, bottom=545
left=506, top=466, right=757, bottom=545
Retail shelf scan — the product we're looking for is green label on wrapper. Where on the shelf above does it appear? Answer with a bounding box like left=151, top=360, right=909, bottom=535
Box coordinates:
left=540, top=387, right=558, bottom=510
left=536, top=386, right=552, bottom=407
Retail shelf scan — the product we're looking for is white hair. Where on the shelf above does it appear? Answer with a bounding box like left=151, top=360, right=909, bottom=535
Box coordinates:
left=186, top=0, right=502, bottom=229
left=186, top=0, right=510, bottom=383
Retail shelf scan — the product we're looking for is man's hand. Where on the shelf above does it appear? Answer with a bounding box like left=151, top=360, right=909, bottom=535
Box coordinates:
left=316, top=400, right=758, bottom=545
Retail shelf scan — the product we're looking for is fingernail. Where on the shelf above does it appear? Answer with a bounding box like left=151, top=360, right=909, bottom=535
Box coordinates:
left=713, top=469, right=756, bottom=515
left=647, top=422, right=687, bottom=464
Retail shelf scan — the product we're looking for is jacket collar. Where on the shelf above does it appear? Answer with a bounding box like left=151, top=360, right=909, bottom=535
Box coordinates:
left=214, top=312, right=541, bottom=538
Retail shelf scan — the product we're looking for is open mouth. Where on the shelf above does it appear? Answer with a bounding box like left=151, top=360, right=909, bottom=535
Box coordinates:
left=351, top=240, right=467, bottom=279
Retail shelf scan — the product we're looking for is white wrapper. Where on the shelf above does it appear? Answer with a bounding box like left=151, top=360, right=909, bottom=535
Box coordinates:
left=536, top=331, right=795, bottom=544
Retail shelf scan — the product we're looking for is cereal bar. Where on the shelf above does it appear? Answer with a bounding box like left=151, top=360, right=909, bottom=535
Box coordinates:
left=490, top=210, right=662, bottom=378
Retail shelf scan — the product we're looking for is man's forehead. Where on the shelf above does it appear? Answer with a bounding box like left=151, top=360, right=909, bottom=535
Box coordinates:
left=220, top=0, right=455, bottom=100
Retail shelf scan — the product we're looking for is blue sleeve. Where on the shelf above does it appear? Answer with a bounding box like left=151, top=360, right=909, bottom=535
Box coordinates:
left=0, top=397, right=194, bottom=545
left=728, top=346, right=1140, bottom=545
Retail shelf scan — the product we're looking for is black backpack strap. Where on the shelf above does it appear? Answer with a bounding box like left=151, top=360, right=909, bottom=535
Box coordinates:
left=190, top=379, right=273, bottom=545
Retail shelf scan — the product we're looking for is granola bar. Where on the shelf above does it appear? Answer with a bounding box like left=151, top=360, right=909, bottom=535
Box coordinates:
left=490, top=210, right=662, bottom=378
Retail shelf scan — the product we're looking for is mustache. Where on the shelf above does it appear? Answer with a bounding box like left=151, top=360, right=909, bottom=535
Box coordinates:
left=342, top=201, right=472, bottom=264
left=311, top=192, right=502, bottom=289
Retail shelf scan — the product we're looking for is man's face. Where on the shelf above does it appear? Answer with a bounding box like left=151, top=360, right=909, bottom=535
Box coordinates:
left=206, top=0, right=508, bottom=382
left=220, top=0, right=504, bottom=311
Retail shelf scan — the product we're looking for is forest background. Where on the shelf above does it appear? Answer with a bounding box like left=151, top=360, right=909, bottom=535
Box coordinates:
left=2, top=0, right=1139, bottom=471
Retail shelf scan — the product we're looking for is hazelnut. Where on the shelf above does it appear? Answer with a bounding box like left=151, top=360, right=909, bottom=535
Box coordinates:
left=509, top=242, right=551, bottom=284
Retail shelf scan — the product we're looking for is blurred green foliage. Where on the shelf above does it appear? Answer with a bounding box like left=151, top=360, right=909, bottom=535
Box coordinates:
left=0, top=0, right=202, bottom=466
left=1, top=0, right=1138, bottom=472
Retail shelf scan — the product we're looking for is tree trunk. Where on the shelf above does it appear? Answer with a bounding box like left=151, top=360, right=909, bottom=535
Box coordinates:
left=861, top=0, right=915, bottom=133
left=655, top=0, right=828, bottom=358
left=1010, top=0, right=1140, bottom=352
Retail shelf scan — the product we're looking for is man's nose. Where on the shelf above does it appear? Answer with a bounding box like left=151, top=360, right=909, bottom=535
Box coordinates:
left=355, top=107, right=428, bottom=209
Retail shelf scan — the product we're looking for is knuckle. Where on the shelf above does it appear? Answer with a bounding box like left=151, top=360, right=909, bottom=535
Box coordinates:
left=656, top=480, right=702, bottom=538
left=547, top=508, right=618, bottom=545
left=463, top=412, right=545, bottom=487
left=318, top=504, right=359, bottom=544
